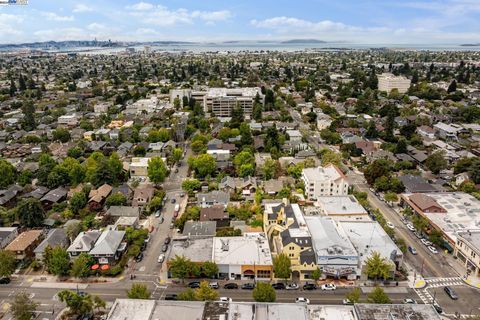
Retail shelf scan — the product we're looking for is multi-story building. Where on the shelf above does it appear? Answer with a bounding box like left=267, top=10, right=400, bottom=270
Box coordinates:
left=204, top=88, right=263, bottom=118
left=455, top=230, right=480, bottom=278
left=378, top=73, right=411, bottom=94
left=301, top=165, right=349, bottom=200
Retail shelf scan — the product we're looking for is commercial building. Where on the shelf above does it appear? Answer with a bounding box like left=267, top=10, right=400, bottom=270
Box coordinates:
left=401, top=192, right=480, bottom=246
left=341, top=221, right=403, bottom=279
left=204, top=87, right=263, bottom=118
left=301, top=165, right=349, bottom=200
left=213, top=233, right=273, bottom=280
left=311, top=196, right=369, bottom=222
left=455, top=230, right=480, bottom=278
left=305, top=216, right=359, bottom=280
left=377, top=73, right=411, bottom=94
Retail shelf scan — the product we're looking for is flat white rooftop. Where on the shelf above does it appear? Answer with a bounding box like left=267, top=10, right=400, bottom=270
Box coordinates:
left=213, top=233, right=272, bottom=266
left=315, top=196, right=368, bottom=216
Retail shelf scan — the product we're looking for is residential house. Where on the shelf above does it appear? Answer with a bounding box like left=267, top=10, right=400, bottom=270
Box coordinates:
left=67, top=231, right=102, bottom=258
left=132, top=185, right=155, bottom=206
left=398, top=175, right=438, bottom=193
left=5, top=230, right=43, bottom=261
left=106, top=206, right=141, bottom=219
left=417, top=125, right=436, bottom=139
left=197, top=191, right=230, bottom=208
left=88, top=184, right=112, bottom=210
left=263, top=179, right=284, bottom=196
left=219, top=177, right=257, bottom=196
left=89, top=229, right=127, bottom=264
left=200, top=205, right=229, bottom=227
left=129, top=157, right=150, bottom=177
left=301, top=165, right=349, bottom=200
left=434, top=122, right=467, bottom=140
left=0, top=227, right=18, bottom=249
left=34, top=228, right=69, bottom=262
left=182, top=221, right=217, bottom=237
left=0, top=185, right=23, bottom=207
left=40, top=187, right=67, bottom=210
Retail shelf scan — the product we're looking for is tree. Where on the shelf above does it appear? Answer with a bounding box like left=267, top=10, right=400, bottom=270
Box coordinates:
left=447, top=79, right=457, bottom=93
left=321, top=149, right=342, bottom=166
left=202, top=261, right=219, bottom=278
left=16, top=198, right=45, bottom=227
left=188, top=154, right=216, bottom=178
left=384, top=192, right=398, bottom=203
left=195, top=281, right=219, bottom=301
left=21, top=100, right=36, bottom=131
left=173, top=148, right=183, bottom=163
left=311, top=267, right=322, bottom=282
left=93, top=295, right=106, bottom=313
left=365, top=121, right=378, bottom=139
left=0, top=159, right=16, bottom=189
left=273, top=253, right=291, bottom=282
left=105, top=193, right=127, bottom=208
left=364, top=159, right=392, bottom=185
left=182, top=179, right=201, bottom=193
left=0, top=250, right=16, bottom=278
left=58, top=290, right=94, bottom=315
left=66, top=220, right=82, bottom=242
left=52, top=128, right=71, bottom=143
left=178, top=288, right=196, bottom=301
left=345, top=287, right=361, bottom=304
left=70, top=192, right=87, bottom=214
left=364, top=252, right=392, bottom=281
left=367, top=287, right=392, bottom=304
left=262, top=159, right=280, bottom=180
left=425, top=151, right=448, bottom=174
left=45, top=246, right=70, bottom=276
left=11, top=291, right=38, bottom=320
left=169, top=255, right=196, bottom=283
left=127, top=284, right=151, bottom=299
left=70, top=253, right=93, bottom=278
left=395, top=139, right=408, bottom=154
left=148, top=157, right=168, bottom=184
left=252, top=282, right=276, bottom=302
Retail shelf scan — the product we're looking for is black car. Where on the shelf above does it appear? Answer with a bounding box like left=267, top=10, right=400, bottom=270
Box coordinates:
left=271, top=283, right=285, bottom=290
left=164, top=237, right=171, bottom=245
left=165, top=294, right=178, bottom=300
left=241, top=283, right=255, bottom=290
left=224, top=283, right=238, bottom=289
left=140, top=243, right=147, bottom=251
left=171, top=198, right=176, bottom=204
left=444, top=286, right=458, bottom=300
left=0, top=277, right=10, bottom=284
left=188, top=281, right=201, bottom=288
left=433, top=302, right=443, bottom=314
left=162, top=244, right=168, bottom=252
left=134, top=252, right=144, bottom=262
left=303, top=283, right=317, bottom=290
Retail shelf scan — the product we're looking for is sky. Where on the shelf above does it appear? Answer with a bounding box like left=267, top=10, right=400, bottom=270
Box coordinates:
left=0, top=0, right=479, bottom=44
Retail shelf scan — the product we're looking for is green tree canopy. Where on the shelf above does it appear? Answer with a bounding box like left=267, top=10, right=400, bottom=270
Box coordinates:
left=0, top=250, right=16, bottom=278
left=182, top=179, right=201, bottom=193
left=345, top=287, right=362, bottom=303
left=11, top=291, right=38, bottom=320
left=425, top=151, right=448, bottom=174
left=0, top=159, right=16, bottom=189
left=44, top=246, right=70, bottom=276
left=195, top=281, right=219, bottom=301
left=105, top=192, right=127, bottom=208
left=148, top=157, right=168, bottom=184
left=252, top=282, right=276, bottom=302
left=16, top=198, right=45, bottom=228
left=127, top=284, right=151, bottom=299
left=201, top=261, right=219, bottom=278
left=169, top=255, right=197, bottom=283
left=70, top=253, right=93, bottom=278
left=273, top=253, right=292, bottom=281
left=188, top=154, right=216, bottom=178
left=70, top=191, right=87, bottom=214
left=177, top=288, right=196, bottom=301
left=58, top=290, right=94, bottom=315
left=367, top=287, right=392, bottom=304
left=364, top=251, right=392, bottom=281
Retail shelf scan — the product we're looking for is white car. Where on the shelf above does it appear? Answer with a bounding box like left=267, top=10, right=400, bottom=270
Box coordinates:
left=158, top=254, right=165, bottom=263
left=342, top=299, right=354, bottom=305
left=421, top=238, right=432, bottom=246
left=321, top=284, right=337, bottom=291
left=428, top=246, right=438, bottom=254
left=403, top=298, right=417, bottom=304
left=386, top=221, right=395, bottom=229
left=295, top=297, right=310, bottom=304
left=286, top=283, right=300, bottom=290
left=406, top=224, right=416, bottom=232
left=219, top=297, right=232, bottom=303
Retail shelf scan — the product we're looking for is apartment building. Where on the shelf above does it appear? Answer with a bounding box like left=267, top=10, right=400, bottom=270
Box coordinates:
left=378, top=73, right=411, bottom=94
left=204, top=87, right=263, bottom=117
left=301, top=164, right=349, bottom=200
left=455, top=230, right=480, bottom=278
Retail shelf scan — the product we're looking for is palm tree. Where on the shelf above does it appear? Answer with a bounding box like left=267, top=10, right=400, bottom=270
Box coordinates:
left=364, top=251, right=392, bottom=282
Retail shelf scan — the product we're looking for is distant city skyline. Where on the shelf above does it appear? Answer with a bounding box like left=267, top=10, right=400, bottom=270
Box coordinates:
left=0, top=0, right=479, bottom=44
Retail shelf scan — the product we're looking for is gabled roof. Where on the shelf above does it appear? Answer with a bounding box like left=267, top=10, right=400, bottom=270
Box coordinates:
left=409, top=193, right=446, bottom=212
left=34, top=228, right=68, bottom=254
left=5, top=230, right=43, bottom=252
left=41, top=187, right=67, bottom=203
left=107, top=206, right=140, bottom=218
left=67, top=231, right=102, bottom=253
left=90, top=230, right=126, bottom=256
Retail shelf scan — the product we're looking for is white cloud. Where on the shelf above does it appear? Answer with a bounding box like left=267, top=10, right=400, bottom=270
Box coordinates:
left=34, top=28, right=85, bottom=41
left=87, top=23, right=106, bottom=31
left=126, top=2, right=154, bottom=11
left=191, top=10, right=232, bottom=23
left=0, top=13, right=25, bottom=24
left=41, top=12, right=74, bottom=22
left=73, top=4, right=93, bottom=13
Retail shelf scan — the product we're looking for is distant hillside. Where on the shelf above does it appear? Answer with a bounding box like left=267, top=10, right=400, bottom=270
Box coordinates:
left=460, top=43, right=480, bottom=47
left=281, top=39, right=327, bottom=44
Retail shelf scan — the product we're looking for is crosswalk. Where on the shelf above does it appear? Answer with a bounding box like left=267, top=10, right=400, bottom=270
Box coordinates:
left=425, top=277, right=464, bottom=288
left=414, top=288, right=434, bottom=304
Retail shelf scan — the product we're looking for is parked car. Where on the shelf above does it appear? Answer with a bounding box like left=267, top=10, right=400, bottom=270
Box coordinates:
left=403, top=298, right=417, bottom=304
left=219, top=297, right=232, bottom=303
left=321, top=284, right=336, bottom=291
left=414, top=231, right=423, bottom=239
left=0, top=277, right=10, bottom=284
left=144, top=235, right=151, bottom=243
left=164, top=294, right=177, bottom=301
left=408, top=246, right=418, bottom=255
left=386, top=221, right=395, bottom=229
left=433, top=301, right=443, bottom=313
left=295, top=297, right=310, bottom=304
left=161, top=244, right=168, bottom=252
left=134, top=252, right=144, bottom=262
left=302, top=283, right=316, bottom=290
left=209, top=282, right=219, bottom=289
left=428, top=246, right=438, bottom=254
left=188, top=281, right=201, bottom=288
left=271, top=283, right=286, bottom=290
left=180, top=193, right=185, bottom=198
left=157, top=254, right=165, bottom=263
left=169, top=222, right=175, bottom=229
left=286, top=283, right=299, bottom=290
left=155, top=210, right=161, bottom=218
left=342, top=299, right=353, bottom=305
left=224, top=283, right=238, bottom=289
left=159, top=216, right=164, bottom=224
left=444, top=286, right=458, bottom=300
left=406, top=224, right=416, bottom=232
left=164, top=237, right=171, bottom=245
left=241, top=283, right=255, bottom=290
left=421, top=238, right=433, bottom=246
left=170, top=198, right=176, bottom=204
